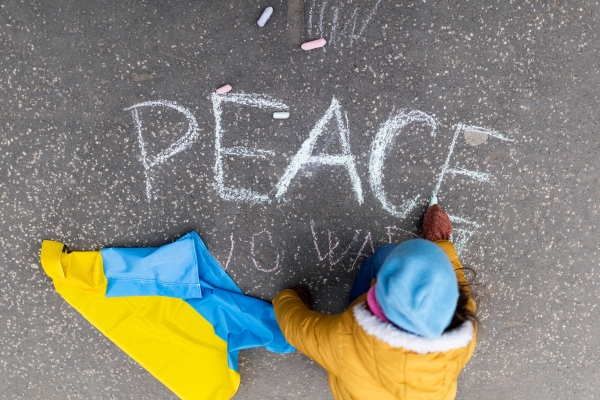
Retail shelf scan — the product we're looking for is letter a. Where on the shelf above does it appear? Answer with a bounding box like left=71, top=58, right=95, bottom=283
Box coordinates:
left=274, top=97, right=363, bottom=203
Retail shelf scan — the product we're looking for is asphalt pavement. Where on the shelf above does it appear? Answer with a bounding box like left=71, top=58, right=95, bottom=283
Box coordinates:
left=1, top=1, right=600, bottom=399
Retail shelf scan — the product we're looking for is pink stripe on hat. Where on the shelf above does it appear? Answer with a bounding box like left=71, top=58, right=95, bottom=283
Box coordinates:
left=367, top=285, right=391, bottom=324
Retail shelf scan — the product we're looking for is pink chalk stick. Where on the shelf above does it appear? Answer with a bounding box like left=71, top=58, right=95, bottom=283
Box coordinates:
left=301, top=38, right=326, bottom=51
left=216, top=85, right=232, bottom=94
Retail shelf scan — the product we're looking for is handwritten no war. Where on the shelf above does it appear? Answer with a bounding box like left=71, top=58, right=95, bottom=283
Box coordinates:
left=124, top=94, right=514, bottom=219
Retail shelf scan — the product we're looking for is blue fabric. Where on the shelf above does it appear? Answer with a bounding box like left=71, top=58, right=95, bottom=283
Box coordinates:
left=348, top=243, right=398, bottom=305
left=375, top=239, right=458, bottom=338
left=187, top=287, right=294, bottom=370
left=101, top=231, right=295, bottom=371
left=101, top=234, right=203, bottom=299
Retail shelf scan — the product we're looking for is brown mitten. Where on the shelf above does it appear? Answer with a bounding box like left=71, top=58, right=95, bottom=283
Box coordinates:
left=423, top=204, right=452, bottom=242
left=289, top=287, right=312, bottom=310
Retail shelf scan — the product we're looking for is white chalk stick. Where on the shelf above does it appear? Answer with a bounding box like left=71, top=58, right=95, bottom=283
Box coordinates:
left=273, top=111, right=290, bottom=119
left=257, top=7, right=273, bottom=27
left=216, top=85, right=232, bottom=94
left=301, top=38, right=326, bottom=51
left=429, top=196, right=438, bottom=207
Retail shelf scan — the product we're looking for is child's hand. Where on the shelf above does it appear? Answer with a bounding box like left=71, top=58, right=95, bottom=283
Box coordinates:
left=289, top=287, right=312, bottom=310
left=423, top=204, right=453, bottom=242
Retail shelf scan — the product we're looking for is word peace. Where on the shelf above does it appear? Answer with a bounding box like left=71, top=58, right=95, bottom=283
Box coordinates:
left=125, top=94, right=513, bottom=220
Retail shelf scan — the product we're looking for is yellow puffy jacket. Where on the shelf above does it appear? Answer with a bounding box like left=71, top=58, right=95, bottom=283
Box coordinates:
left=273, top=240, right=477, bottom=400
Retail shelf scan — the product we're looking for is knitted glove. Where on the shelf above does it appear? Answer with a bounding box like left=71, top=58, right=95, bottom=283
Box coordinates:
left=289, top=287, right=312, bottom=310
left=423, top=204, right=452, bottom=242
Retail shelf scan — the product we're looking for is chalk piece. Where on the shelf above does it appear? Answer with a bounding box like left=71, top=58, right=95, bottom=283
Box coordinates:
left=429, top=196, right=437, bottom=207
left=257, top=7, right=273, bottom=27
left=273, top=112, right=290, bottom=119
left=301, top=38, right=326, bottom=51
left=216, top=85, right=232, bottom=95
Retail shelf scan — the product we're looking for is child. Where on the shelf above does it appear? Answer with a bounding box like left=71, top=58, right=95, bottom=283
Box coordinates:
left=273, top=204, right=477, bottom=400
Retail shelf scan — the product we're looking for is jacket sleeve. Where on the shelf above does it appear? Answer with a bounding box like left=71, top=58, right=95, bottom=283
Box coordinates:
left=433, top=240, right=476, bottom=314
left=273, top=289, right=343, bottom=375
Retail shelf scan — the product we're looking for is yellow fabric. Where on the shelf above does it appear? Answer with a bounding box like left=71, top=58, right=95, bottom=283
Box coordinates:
left=41, top=241, right=108, bottom=297
left=41, top=240, right=240, bottom=400
left=273, top=240, right=477, bottom=400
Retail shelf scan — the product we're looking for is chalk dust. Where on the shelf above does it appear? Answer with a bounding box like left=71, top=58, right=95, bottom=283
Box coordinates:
left=464, top=129, right=488, bottom=146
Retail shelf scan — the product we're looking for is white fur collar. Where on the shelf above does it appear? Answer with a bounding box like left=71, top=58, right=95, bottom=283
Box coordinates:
left=353, top=302, right=474, bottom=354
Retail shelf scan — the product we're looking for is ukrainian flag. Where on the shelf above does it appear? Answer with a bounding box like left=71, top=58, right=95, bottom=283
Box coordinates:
left=40, top=231, right=294, bottom=400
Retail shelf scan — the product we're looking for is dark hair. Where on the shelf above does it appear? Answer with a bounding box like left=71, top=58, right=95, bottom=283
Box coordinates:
left=443, top=267, right=480, bottom=333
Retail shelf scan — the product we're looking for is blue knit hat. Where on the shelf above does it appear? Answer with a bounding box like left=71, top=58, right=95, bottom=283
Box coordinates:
left=375, top=239, right=458, bottom=338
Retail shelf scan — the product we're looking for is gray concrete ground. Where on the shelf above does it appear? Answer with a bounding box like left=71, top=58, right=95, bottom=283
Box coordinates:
left=1, top=0, right=600, bottom=399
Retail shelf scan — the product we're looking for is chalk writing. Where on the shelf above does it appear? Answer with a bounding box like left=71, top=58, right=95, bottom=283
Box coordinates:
left=275, top=97, right=363, bottom=203
left=348, top=231, right=375, bottom=271
left=311, top=220, right=375, bottom=269
left=310, top=219, right=361, bottom=264
left=251, top=229, right=280, bottom=272
left=224, top=233, right=234, bottom=270
left=447, top=215, right=480, bottom=256
left=124, top=100, right=198, bottom=201
left=311, top=0, right=383, bottom=48
left=124, top=96, right=513, bottom=256
left=347, top=7, right=360, bottom=47
left=369, top=109, right=438, bottom=218
left=330, top=5, right=339, bottom=46
left=385, top=226, right=420, bottom=243
left=433, top=123, right=516, bottom=198
left=448, top=215, right=481, bottom=229
left=308, top=0, right=315, bottom=36
left=357, top=0, right=383, bottom=43
left=319, top=1, right=328, bottom=44
left=211, top=92, right=289, bottom=204
left=311, top=219, right=334, bottom=262
left=329, top=229, right=362, bottom=266
left=450, top=228, right=474, bottom=257
left=227, top=215, right=480, bottom=275
left=309, top=219, right=479, bottom=271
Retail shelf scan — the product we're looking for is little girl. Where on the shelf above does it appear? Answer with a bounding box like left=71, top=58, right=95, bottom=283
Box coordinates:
left=273, top=203, right=477, bottom=400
